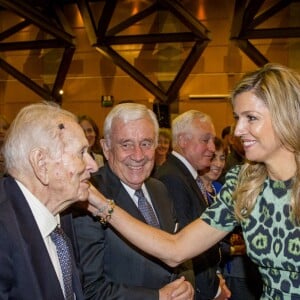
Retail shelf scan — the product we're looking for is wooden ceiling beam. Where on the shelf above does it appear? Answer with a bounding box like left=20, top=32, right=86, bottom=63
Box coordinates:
left=97, top=0, right=117, bottom=39
left=249, top=0, right=293, bottom=29
left=0, top=20, right=31, bottom=42
left=0, top=0, right=74, bottom=43
left=52, top=46, right=76, bottom=104
left=243, top=27, right=300, bottom=39
left=77, top=0, right=97, bottom=45
left=102, top=32, right=197, bottom=45
left=230, top=0, right=247, bottom=38
left=0, top=57, right=54, bottom=101
left=162, top=0, right=210, bottom=39
left=237, top=40, right=269, bottom=66
left=242, top=0, right=263, bottom=30
left=166, top=40, right=209, bottom=103
left=107, top=3, right=158, bottom=37
left=96, top=45, right=168, bottom=102
left=0, top=39, right=70, bottom=51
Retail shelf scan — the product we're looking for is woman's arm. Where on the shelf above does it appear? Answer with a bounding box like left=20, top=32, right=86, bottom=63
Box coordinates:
left=87, top=185, right=227, bottom=267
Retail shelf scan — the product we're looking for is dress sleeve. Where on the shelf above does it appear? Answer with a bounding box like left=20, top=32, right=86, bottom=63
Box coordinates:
left=201, top=165, right=241, bottom=232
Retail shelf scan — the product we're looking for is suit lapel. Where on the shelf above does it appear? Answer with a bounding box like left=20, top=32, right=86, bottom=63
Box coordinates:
left=168, top=154, right=208, bottom=208
left=145, top=179, right=174, bottom=232
left=5, top=177, right=65, bottom=299
left=101, top=165, right=146, bottom=222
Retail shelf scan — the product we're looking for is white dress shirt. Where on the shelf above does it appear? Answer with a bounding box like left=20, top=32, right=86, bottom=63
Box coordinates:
left=16, top=180, right=67, bottom=298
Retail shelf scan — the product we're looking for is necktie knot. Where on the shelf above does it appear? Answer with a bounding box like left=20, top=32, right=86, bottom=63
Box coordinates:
left=50, top=226, right=73, bottom=300
left=135, top=189, right=160, bottom=228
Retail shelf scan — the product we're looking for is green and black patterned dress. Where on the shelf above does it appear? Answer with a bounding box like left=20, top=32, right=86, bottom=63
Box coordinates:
left=201, top=165, right=300, bottom=300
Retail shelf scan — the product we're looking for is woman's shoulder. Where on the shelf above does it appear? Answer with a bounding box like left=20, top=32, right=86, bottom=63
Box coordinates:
left=225, top=164, right=242, bottom=181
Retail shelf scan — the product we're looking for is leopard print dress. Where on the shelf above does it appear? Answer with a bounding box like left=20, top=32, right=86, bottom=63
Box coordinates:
left=202, top=165, right=300, bottom=300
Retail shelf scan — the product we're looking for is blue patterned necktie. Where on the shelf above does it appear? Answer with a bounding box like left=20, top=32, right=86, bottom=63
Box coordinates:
left=135, top=189, right=160, bottom=228
left=50, top=226, right=73, bottom=300
left=196, top=176, right=212, bottom=206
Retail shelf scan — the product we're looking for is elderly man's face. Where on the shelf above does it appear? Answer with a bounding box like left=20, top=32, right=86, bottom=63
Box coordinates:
left=180, top=119, right=216, bottom=171
left=47, top=120, right=98, bottom=215
left=103, top=117, right=156, bottom=190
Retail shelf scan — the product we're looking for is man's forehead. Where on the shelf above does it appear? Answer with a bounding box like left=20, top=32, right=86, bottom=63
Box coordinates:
left=60, top=120, right=87, bottom=142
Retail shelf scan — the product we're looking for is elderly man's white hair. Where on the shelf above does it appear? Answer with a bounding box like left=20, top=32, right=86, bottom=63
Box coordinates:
left=171, top=110, right=212, bottom=148
left=3, top=102, right=77, bottom=176
left=103, top=102, right=159, bottom=148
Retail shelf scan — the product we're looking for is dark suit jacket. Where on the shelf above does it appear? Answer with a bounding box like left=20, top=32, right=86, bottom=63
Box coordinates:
left=154, top=153, right=221, bottom=300
left=0, top=176, right=84, bottom=300
left=72, top=164, right=192, bottom=300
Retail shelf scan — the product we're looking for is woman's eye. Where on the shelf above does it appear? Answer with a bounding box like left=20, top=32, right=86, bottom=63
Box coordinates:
left=248, top=115, right=257, bottom=121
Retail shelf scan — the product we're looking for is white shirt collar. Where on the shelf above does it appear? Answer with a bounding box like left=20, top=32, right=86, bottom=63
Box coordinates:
left=172, top=150, right=198, bottom=180
left=15, top=180, right=58, bottom=238
left=120, top=181, right=151, bottom=207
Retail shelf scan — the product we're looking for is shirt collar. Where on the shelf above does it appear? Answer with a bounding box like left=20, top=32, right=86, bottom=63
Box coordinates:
left=172, top=150, right=198, bottom=180
left=120, top=181, right=150, bottom=206
left=15, top=180, right=59, bottom=238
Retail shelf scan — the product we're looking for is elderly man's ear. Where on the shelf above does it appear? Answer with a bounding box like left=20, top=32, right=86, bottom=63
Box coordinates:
left=29, top=148, right=49, bottom=185
left=100, top=139, right=109, bottom=160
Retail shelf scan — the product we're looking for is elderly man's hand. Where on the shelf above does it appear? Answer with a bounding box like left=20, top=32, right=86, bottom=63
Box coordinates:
left=214, top=274, right=231, bottom=300
left=159, top=276, right=194, bottom=300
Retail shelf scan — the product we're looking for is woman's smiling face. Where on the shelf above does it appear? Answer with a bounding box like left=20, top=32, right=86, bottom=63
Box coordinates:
left=233, top=91, right=285, bottom=165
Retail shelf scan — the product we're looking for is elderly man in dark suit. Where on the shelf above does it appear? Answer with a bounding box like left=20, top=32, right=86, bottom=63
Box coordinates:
left=0, top=103, right=98, bottom=299
left=154, top=110, right=231, bottom=300
left=72, top=103, right=194, bottom=300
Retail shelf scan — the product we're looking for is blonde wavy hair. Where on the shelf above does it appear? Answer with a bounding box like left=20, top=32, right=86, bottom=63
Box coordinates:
left=231, top=63, right=300, bottom=225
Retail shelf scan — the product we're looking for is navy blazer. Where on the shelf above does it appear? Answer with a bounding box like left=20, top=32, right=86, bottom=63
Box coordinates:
left=72, top=163, right=190, bottom=300
left=154, top=153, right=221, bottom=300
left=0, top=176, right=84, bottom=300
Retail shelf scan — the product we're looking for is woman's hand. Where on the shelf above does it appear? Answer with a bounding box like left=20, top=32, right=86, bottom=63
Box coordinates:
left=86, top=184, right=109, bottom=216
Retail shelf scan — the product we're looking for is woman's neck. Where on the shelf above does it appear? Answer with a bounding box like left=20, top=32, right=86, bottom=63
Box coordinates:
left=266, top=151, right=296, bottom=181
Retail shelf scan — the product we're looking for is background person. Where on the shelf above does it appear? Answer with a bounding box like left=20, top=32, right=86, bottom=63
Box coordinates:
left=154, top=110, right=230, bottom=300
left=73, top=103, right=194, bottom=300
left=0, top=114, right=9, bottom=177
left=78, top=114, right=104, bottom=169
left=0, top=102, right=98, bottom=299
left=221, top=126, right=231, bottom=155
left=155, top=127, right=172, bottom=169
left=87, top=63, right=300, bottom=300
left=197, top=137, right=226, bottom=204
